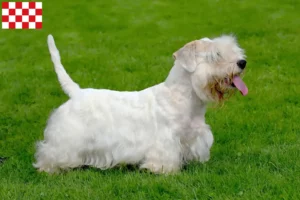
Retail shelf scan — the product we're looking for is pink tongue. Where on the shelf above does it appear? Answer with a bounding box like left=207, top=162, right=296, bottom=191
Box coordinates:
left=233, top=76, right=248, bottom=96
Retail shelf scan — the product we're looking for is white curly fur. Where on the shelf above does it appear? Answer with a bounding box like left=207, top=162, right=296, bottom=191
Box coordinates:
left=34, top=34, right=246, bottom=174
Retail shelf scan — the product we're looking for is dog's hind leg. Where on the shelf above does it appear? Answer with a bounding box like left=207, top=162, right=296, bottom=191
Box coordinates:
left=33, top=140, right=85, bottom=173
left=33, top=106, right=86, bottom=173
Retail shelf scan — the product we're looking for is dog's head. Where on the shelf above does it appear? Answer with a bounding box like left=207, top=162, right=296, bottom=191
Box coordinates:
left=173, top=35, right=248, bottom=102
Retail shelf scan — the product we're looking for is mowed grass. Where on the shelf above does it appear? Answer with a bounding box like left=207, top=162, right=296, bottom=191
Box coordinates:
left=0, top=0, right=299, bottom=199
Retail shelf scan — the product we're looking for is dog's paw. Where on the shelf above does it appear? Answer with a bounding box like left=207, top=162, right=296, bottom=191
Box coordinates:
left=199, top=152, right=210, bottom=163
left=140, top=162, right=180, bottom=174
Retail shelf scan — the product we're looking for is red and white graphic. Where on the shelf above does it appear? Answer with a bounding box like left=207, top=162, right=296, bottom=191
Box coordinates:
left=2, top=2, right=42, bottom=29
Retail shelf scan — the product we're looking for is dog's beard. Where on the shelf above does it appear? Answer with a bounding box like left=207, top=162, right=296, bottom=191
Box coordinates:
left=207, top=71, right=245, bottom=102
left=209, top=77, right=235, bottom=102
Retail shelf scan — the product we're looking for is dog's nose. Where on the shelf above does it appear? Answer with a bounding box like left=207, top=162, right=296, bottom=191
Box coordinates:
left=237, top=60, right=247, bottom=69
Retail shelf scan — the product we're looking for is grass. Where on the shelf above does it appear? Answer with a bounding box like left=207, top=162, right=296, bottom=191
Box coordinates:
left=0, top=0, right=299, bottom=199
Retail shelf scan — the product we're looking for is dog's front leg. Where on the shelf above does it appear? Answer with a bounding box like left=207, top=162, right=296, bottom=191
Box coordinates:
left=140, top=134, right=182, bottom=174
left=187, top=120, right=214, bottom=163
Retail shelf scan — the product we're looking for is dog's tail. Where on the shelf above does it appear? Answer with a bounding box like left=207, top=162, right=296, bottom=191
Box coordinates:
left=47, top=34, right=80, bottom=98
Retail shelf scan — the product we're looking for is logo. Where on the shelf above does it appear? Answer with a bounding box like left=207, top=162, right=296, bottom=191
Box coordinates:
left=2, top=2, right=42, bottom=29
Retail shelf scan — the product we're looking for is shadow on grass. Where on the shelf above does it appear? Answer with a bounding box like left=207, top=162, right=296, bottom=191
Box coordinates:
left=72, top=164, right=153, bottom=175
left=68, top=161, right=209, bottom=175
left=0, top=157, right=8, bottom=165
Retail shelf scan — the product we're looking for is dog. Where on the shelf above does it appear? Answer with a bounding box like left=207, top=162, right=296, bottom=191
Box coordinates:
left=34, top=35, right=248, bottom=174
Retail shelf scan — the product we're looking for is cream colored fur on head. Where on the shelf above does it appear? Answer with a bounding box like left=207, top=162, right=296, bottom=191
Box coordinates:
left=34, top=34, right=247, bottom=174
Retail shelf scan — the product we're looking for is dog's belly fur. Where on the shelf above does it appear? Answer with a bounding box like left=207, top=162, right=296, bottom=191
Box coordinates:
left=35, top=83, right=212, bottom=173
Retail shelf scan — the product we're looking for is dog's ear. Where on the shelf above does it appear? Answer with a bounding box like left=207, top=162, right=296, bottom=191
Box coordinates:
left=173, top=40, right=202, bottom=73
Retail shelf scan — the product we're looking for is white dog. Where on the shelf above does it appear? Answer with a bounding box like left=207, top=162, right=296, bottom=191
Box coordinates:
left=34, top=35, right=248, bottom=174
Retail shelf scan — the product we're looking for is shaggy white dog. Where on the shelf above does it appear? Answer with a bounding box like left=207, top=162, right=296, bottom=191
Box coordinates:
left=34, top=35, right=248, bottom=174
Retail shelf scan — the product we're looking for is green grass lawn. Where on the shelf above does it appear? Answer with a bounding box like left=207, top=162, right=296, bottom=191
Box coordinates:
left=0, top=0, right=299, bottom=199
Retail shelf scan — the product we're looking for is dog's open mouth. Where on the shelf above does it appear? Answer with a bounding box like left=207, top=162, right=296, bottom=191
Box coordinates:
left=224, top=75, right=248, bottom=96
left=230, top=75, right=248, bottom=96
left=212, top=74, right=248, bottom=101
